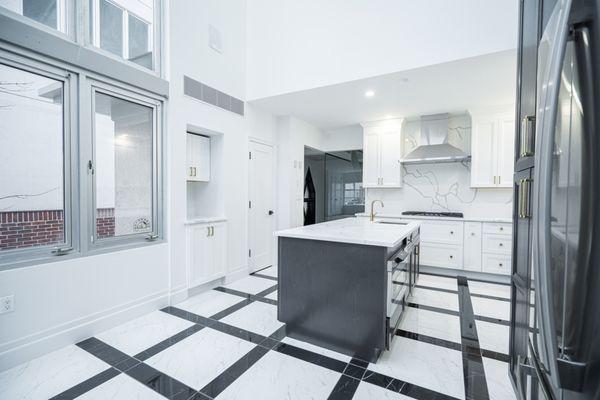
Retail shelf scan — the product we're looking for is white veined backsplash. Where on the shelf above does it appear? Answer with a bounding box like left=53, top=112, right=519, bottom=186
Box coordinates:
left=366, top=162, right=513, bottom=219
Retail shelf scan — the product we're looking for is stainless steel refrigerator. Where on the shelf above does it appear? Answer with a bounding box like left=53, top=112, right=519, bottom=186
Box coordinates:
left=525, top=0, right=600, bottom=398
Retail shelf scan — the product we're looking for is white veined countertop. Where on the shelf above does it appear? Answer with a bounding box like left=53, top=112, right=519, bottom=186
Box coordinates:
left=274, top=217, right=421, bottom=248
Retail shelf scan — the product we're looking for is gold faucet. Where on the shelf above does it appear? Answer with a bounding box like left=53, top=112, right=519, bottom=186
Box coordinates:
left=370, top=200, right=384, bottom=221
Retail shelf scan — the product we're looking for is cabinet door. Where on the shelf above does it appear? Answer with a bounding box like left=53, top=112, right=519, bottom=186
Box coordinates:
left=420, top=243, right=463, bottom=269
left=497, top=116, right=515, bottom=187
left=187, top=224, right=212, bottom=287
left=463, top=222, right=482, bottom=271
left=363, top=131, right=380, bottom=187
left=196, top=136, right=211, bottom=181
left=211, top=223, right=227, bottom=276
left=419, top=221, right=464, bottom=244
left=379, top=129, right=402, bottom=187
left=186, top=134, right=195, bottom=180
left=471, top=117, right=497, bottom=187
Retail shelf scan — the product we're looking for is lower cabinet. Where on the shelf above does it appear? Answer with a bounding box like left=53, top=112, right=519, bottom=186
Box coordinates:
left=418, top=219, right=512, bottom=276
left=186, top=221, right=227, bottom=288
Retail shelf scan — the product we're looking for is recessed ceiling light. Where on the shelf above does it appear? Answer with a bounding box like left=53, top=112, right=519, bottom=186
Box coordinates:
left=364, top=90, right=375, bottom=98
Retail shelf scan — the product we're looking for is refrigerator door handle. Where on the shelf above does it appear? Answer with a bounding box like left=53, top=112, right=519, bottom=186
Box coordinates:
left=532, top=0, right=572, bottom=389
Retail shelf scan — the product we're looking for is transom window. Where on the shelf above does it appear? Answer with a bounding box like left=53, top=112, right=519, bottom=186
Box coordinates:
left=92, top=0, right=154, bottom=69
left=0, top=0, right=67, bottom=32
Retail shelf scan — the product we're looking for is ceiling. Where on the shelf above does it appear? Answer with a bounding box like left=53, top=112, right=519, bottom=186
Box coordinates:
left=249, top=49, right=517, bottom=130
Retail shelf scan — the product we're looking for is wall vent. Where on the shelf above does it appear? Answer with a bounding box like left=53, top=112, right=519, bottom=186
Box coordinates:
left=183, top=75, right=244, bottom=116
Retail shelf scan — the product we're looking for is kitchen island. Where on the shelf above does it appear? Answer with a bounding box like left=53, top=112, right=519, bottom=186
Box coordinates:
left=275, top=217, right=421, bottom=362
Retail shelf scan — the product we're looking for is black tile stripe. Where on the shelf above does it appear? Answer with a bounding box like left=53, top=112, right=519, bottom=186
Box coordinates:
left=198, top=345, right=269, bottom=398
left=406, top=301, right=511, bottom=326
left=412, top=282, right=512, bottom=303
left=214, top=283, right=278, bottom=305
left=76, top=337, right=140, bottom=372
left=135, top=324, right=205, bottom=361
left=327, top=374, right=361, bottom=400
left=457, top=276, right=490, bottom=400
left=395, top=329, right=462, bottom=352
left=209, top=297, right=253, bottom=320
left=50, top=368, right=120, bottom=399
left=274, top=342, right=347, bottom=373
left=250, top=272, right=278, bottom=281
left=420, top=270, right=510, bottom=287
left=125, top=362, right=203, bottom=400
left=480, top=348, right=511, bottom=363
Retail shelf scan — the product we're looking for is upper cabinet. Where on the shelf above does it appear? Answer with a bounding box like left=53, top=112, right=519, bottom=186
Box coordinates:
left=470, top=107, right=515, bottom=188
left=187, top=133, right=211, bottom=182
left=361, top=119, right=403, bottom=188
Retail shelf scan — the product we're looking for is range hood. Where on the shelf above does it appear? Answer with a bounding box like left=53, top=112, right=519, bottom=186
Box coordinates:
left=402, top=113, right=470, bottom=164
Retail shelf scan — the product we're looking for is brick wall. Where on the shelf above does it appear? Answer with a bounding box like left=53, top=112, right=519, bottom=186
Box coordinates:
left=96, top=208, right=115, bottom=239
left=0, top=208, right=116, bottom=250
left=0, top=210, right=64, bottom=250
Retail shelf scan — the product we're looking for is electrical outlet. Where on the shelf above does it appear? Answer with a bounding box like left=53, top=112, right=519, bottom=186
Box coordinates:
left=0, top=295, right=14, bottom=314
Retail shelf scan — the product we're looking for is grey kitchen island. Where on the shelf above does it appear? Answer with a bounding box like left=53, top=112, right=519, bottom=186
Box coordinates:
left=274, top=217, right=421, bottom=362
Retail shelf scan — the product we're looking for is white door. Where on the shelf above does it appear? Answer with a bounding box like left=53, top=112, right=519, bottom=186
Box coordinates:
left=497, top=116, right=515, bottom=187
left=187, top=224, right=212, bottom=288
left=249, top=141, right=276, bottom=271
left=471, top=117, right=497, bottom=187
left=363, top=131, right=380, bottom=187
left=379, top=129, right=402, bottom=187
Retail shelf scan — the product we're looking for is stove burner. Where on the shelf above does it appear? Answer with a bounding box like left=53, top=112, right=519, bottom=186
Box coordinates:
left=402, top=211, right=464, bottom=218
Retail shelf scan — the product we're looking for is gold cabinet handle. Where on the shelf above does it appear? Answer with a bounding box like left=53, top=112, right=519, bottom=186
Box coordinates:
left=207, top=226, right=211, bottom=237
left=518, top=178, right=532, bottom=218
left=211, top=226, right=214, bottom=236
left=520, top=115, right=535, bottom=157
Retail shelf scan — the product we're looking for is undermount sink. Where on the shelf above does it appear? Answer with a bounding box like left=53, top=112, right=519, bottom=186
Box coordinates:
left=374, top=220, right=408, bottom=225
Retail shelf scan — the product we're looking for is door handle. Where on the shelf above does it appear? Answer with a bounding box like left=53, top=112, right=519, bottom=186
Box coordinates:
left=520, top=115, right=536, bottom=157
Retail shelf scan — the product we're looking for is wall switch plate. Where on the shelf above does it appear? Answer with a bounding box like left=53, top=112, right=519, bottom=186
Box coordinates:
left=0, top=295, right=14, bottom=314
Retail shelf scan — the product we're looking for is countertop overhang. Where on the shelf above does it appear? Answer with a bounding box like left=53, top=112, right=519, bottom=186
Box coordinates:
left=274, top=217, right=421, bottom=248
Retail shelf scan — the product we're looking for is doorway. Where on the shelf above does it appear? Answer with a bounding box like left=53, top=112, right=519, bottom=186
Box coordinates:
left=248, top=140, right=276, bottom=272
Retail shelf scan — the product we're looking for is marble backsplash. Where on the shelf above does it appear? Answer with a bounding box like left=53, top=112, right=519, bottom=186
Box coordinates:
left=366, top=162, right=513, bottom=219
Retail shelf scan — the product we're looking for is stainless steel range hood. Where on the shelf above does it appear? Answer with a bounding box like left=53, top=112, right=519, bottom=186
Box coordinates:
left=402, top=113, right=470, bottom=165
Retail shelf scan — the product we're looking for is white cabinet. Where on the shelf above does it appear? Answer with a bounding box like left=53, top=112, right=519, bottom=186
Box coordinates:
left=463, top=222, right=482, bottom=272
left=419, top=220, right=464, bottom=270
left=361, top=120, right=403, bottom=188
left=186, top=221, right=227, bottom=287
left=481, top=222, right=511, bottom=275
left=186, top=133, right=211, bottom=181
left=470, top=108, right=515, bottom=188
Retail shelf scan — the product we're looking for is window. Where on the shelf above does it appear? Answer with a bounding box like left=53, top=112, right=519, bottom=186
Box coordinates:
left=92, top=89, right=157, bottom=243
left=344, top=182, right=364, bottom=206
left=0, top=0, right=65, bottom=32
left=92, top=0, right=154, bottom=70
left=0, top=62, right=69, bottom=253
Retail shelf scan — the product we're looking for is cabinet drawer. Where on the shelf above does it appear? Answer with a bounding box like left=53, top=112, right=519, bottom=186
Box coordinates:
left=482, top=234, right=512, bottom=254
left=463, top=222, right=482, bottom=272
left=420, top=221, right=464, bottom=245
left=420, top=243, right=463, bottom=269
left=482, top=253, right=511, bottom=275
left=482, top=222, right=511, bottom=235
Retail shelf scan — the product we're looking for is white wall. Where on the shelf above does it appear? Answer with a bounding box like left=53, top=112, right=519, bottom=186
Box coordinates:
left=322, top=125, right=363, bottom=152
left=246, top=0, right=519, bottom=99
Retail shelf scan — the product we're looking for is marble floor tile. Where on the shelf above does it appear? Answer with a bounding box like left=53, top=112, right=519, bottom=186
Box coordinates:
left=216, top=349, right=340, bottom=400
left=220, top=301, right=284, bottom=336
left=257, top=266, right=277, bottom=278
left=483, top=357, right=517, bottom=400
left=0, top=345, right=110, bottom=400
left=146, top=327, right=255, bottom=390
left=468, top=281, right=511, bottom=299
left=417, top=274, right=458, bottom=291
left=368, top=336, right=465, bottom=400
left=223, top=275, right=276, bottom=295
left=96, top=310, right=194, bottom=356
left=176, top=290, right=245, bottom=317
left=409, top=287, right=459, bottom=312
left=77, top=372, right=165, bottom=400
left=471, top=296, right=511, bottom=321
left=353, top=381, right=412, bottom=400
left=281, top=336, right=351, bottom=363
left=399, top=306, right=462, bottom=343
left=476, top=320, right=510, bottom=354
left=264, top=290, right=278, bottom=301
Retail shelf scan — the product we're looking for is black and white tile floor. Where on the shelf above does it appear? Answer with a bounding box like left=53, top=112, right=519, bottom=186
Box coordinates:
left=0, top=267, right=516, bottom=400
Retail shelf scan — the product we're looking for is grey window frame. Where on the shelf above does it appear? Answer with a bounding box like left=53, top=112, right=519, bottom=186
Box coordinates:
left=88, top=0, right=160, bottom=74
left=0, top=3, right=167, bottom=271
left=0, top=49, right=79, bottom=268
left=87, top=80, right=163, bottom=250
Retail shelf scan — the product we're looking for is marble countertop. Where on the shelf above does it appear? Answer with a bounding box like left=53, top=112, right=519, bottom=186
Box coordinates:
left=274, top=217, right=421, bottom=248
left=185, top=216, right=227, bottom=225
left=355, top=213, right=512, bottom=224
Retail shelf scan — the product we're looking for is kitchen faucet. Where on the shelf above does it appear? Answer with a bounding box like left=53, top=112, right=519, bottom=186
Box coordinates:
left=370, top=200, right=384, bottom=222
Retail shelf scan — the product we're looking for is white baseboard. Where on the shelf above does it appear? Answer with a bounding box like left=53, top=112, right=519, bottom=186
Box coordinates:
left=0, top=289, right=169, bottom=372
left=169, top=283, right=189, bottom=305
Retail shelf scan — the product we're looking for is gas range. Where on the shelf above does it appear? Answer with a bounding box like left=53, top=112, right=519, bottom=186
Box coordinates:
left=402, top=211, right=464, bottom=218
